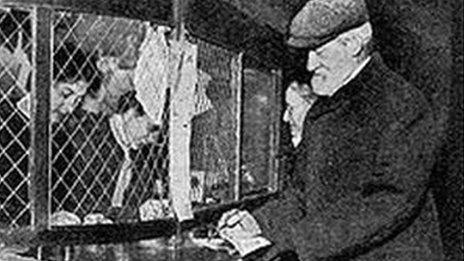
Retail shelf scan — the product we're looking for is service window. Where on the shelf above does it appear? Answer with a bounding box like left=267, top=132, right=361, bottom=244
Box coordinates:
left=1, top=2, right=282, bottom=238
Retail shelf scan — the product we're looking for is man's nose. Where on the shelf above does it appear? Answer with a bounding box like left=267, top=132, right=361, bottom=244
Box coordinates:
left=306, top=50, right=319, bottom=72
left=283, top=109, right=290, bottom=123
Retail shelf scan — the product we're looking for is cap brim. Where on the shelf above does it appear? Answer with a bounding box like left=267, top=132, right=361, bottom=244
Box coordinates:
left=286, top=37, right=312, bottom=49
left=287, top=33, right=339, bottom=50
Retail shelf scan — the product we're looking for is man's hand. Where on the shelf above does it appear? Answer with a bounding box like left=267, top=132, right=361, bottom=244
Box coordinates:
left=218, top=209, right=271, bottom=257
left=218, top=209, right=262, bottom=239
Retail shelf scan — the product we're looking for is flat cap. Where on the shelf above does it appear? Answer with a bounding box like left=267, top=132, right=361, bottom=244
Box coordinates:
left=287, top=0, right=370, bottom=49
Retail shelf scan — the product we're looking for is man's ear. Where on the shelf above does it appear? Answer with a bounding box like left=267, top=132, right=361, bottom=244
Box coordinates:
left=341, top=34, right=363, bottom=57
left=343, top=22, right=373, bottom=57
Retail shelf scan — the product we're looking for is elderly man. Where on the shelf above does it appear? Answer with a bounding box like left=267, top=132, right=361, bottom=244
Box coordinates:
left=218, top=0, right=444, bottom=260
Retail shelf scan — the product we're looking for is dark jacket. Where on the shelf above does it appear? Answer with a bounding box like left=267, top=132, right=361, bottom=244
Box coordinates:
left=252, top=53, right=444, bottom=261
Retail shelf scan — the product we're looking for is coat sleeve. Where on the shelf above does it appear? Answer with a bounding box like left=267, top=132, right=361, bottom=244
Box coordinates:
left=290, top=94, right=437, bottom=260
left=250, top=189, right=306, bottom=261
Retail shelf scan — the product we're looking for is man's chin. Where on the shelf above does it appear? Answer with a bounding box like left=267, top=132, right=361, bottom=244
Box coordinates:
left=311, top=78, right=326, bottom=92
left=312, top=82, right=334, bottom=96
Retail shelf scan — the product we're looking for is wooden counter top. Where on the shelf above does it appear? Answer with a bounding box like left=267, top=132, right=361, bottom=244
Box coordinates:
left=63, top=239, right=240, bottom=261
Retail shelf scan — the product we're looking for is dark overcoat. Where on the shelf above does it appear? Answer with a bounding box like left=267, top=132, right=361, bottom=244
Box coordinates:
left=252, top=53, right=444, bottom=261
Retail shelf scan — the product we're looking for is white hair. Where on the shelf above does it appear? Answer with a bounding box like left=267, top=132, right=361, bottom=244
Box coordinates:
left=338, top=22, right=374, bottom=56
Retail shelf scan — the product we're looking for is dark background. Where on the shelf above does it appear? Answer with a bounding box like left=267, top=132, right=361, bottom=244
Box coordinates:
left=368, top=2, right=463, bottom=260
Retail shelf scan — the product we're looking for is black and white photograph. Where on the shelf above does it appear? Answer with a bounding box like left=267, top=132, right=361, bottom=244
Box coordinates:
left=0, top=0, right=462, bottom=260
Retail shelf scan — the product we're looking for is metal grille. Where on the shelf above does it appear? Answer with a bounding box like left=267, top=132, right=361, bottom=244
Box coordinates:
left=0, top=6, right=33, bottom=229
left=50, top=11, right=170, bottom=224
left=2, top=4, right=280, bottom=232
left=190, top=39, right=239, bottom=206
